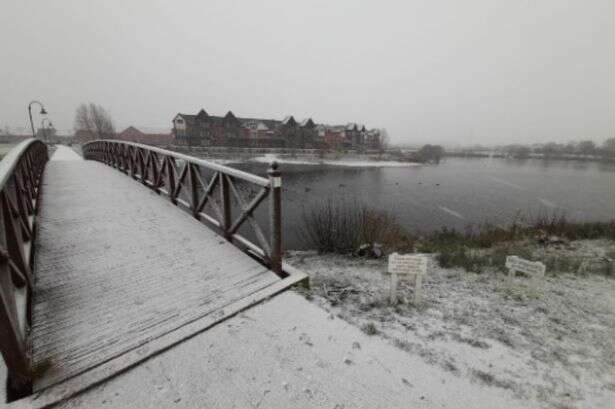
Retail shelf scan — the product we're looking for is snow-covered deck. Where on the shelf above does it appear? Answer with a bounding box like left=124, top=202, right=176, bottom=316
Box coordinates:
left=24, top=147, right=302, bottom=404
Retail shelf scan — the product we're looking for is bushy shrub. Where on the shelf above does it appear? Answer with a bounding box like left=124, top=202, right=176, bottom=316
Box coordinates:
left=301, top=199, right=412, bottom=253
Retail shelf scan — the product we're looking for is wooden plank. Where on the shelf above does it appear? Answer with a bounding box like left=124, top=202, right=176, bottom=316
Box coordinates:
left=9, top=270, right=306, bottom=409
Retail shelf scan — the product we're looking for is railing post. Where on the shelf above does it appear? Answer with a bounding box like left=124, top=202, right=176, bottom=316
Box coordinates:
left=188, top=164, right=199, bottom=217
left=138, top=149, right=145, bottom=183
left=220, top=174, right=232, bottom=239
left=120, top=144, right=127, bottom=173
left=267, top=162, right=282, bottom=275
left=129, top=146, right=136, bottom=179
left=166, top=157, right=176, bottom=204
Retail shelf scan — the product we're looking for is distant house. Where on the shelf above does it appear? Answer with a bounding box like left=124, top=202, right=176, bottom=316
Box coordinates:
left=173, top=109, right=253, bottom=146
left=366, top=129, right=381, bottom=149
left=172, top=110, right=281, bottom=147
left=116, top=126, right=172, bottom=146
left=298, top=118, right=318, bottom=148
left=323, top=125, right=346, bottom=149
left=242, top=119, right=278, bottom=139
left=344, top=123, right=367, bottom=148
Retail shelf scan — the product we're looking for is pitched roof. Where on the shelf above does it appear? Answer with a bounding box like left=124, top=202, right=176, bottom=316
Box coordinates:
left=281, top=116, right=297, bottom=126
left=120, top=126, right=145, bottom=136
left=196, top=109, right=209, bottom=120
left=175, top=113, right=197, bottom=126
left=299, top=118, right=315, bottom=128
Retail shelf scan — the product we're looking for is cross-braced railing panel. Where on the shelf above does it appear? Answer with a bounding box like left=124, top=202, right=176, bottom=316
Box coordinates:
left=82, top=140, right=282, bottom=275
left=0, top=139, right=48, bottom=400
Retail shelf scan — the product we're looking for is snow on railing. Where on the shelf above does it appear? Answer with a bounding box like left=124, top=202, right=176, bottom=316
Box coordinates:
left=82, top=140, right=283, bottom=276
left=0, top=138, right=48, bottom=400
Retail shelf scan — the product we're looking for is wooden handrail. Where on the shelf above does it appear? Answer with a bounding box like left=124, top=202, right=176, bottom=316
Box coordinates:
left=0, top=138, right=49, bottom=400
left=81, top=140, right=284, bottom=276
left=87, top=140, right=270, bottom=186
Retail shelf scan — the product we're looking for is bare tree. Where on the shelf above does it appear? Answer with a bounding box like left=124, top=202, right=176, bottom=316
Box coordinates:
left=74, top=103, right=115, bottom=140
left=576, top=140, right=596, bottom=155
left=417, top=144, right=445, bottom=164
left=379, top=128, right=390, bottom=149
left=602, top=138, right=615, bottom=157
left=505, top=144, right=531, bottom=159
left=74, top=104, right=91, bottom=135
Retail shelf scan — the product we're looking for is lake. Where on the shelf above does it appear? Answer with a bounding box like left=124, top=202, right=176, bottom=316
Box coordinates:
left=230, top=158, right=615, bottom=250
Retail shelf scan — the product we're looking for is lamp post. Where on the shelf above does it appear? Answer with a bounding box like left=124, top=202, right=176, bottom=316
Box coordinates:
left=28, top=100, right=47, bottom=138
left=41, top=118, right=53, bottom=141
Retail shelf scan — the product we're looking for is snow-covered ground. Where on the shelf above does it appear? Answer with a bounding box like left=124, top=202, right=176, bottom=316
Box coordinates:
left=0, top=362, right=5, bottom=403
left=287, top=240, right=615, bottom=409
left=250, top=154, right=421, bottom=168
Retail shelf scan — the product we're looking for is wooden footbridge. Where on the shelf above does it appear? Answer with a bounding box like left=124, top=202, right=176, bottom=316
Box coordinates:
left=0, top=140, right=306, bottom=406
left=0, top=140, right=523, bottom=409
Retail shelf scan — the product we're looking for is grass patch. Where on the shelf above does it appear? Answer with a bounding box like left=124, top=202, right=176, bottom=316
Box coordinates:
left=428, top=212, right=615, bottom=274
left=436, top=244, right=535, bottom=274
left=419, top=212, right=615, bottom=253
left=451, top=334, right=490, bottom=349
left=361, top=322, right=379, bottom=336
left=472, top=369, right=515, bottom=390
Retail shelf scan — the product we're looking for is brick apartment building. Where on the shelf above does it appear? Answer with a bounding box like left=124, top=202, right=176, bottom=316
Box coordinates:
left=172, top=109, right=381, bottom=149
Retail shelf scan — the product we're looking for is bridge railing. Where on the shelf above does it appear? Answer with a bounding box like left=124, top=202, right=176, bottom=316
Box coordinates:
left=0, top=139, right=49, bottom=398
left=82, top=140, right=283, bottom=276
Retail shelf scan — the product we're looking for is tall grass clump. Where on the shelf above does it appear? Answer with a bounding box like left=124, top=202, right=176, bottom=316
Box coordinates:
left=424, top=211, right=615, bottom=273
left=419, top=211, right=615, bottom=254
left=531, top=211, right=615, bottom=240
left=301, top=199, right=412, bottom=253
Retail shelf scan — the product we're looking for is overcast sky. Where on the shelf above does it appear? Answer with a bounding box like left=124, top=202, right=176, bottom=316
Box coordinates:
left=1, top=0, right=614, bottom=146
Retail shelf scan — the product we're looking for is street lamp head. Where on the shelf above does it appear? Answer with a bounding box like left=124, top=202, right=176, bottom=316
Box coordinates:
left=27, top=100, right=49, bottom=138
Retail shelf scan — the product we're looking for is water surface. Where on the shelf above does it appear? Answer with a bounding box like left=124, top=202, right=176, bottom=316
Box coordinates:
left=232, top=158, right=615, bottom=249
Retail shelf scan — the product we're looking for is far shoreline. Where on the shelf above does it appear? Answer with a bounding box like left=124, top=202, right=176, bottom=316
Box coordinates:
left=249, top=154, right=423, bottom=168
